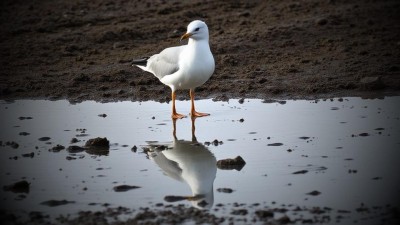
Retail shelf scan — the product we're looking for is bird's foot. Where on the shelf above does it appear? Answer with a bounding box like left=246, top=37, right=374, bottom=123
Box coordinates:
left=191, top=111, right=210, bottom=118
left=172, top=113, right=186, bottom=119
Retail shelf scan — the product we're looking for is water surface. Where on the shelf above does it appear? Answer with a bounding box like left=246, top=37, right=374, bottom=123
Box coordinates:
left=0, top=97, right=399, bottom=223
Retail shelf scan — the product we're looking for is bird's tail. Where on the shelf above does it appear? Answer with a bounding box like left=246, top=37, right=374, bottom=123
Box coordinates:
left=132, top=57, right=149, bottom=67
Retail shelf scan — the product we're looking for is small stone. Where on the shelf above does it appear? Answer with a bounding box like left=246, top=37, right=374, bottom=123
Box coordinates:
left=21, top=152, right=35, bottom=158
left=306, top=190, right=321, bottom=196
left=70, top=138, right=79, bottom=143
left=217, top=156, right=246, bottom=171
left=113, top=185, right=140, bottom=192
left=3, top=180, right=30, bottom=193
left=239, top=11, right=250, bottom=17
left=231, top=209, right=248, bottom=215
left=85, top=137, right=110, bottom=148
left=316, top=18, right=328, bottom=25
left=293, top=170, right=308, bottom=174
left=255, top=210, right=274, bottom=219
left=40, top=200, right=75, bottom=207
left=38, top=137, right=51, bottom=141
left=217, top=188, right=234, bottom=193
left=268, top=143, right=283, bottom=146
left=50, top=144, right=65, bottom=152
left=277, top=215, right=291, bottom=224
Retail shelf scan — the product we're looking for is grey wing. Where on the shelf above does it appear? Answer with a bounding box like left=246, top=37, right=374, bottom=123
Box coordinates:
left=147, top=46, right=185, bottom=79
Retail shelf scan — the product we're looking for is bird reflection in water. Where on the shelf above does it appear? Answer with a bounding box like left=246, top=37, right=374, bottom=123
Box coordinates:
left=145, top=118, right=217, bottom=209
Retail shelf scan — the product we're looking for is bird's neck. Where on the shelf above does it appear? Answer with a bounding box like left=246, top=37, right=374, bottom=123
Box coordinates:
left=188, top=39, right=210, bottom=51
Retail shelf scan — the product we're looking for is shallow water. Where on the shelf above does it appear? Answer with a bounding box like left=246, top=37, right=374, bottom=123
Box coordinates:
left=1, top=97, right=399, bottom=223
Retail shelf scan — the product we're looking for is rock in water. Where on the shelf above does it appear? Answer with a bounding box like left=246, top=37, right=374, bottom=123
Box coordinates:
left=85, top=137, right=110, bottom=148
left=3, top=180, right=30, bottom=193
left=217, top=156, right=246, bottom=171
left=85, top=137, right=110, bottom=156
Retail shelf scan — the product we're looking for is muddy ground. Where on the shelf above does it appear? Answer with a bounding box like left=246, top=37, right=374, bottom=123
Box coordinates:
left=1, top=0, right=399, bottom=103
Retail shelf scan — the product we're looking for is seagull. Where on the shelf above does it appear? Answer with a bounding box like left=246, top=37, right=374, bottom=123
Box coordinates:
left=145, top=119, right=217, bottom=208
left=132, top=20, right=215, bottom=119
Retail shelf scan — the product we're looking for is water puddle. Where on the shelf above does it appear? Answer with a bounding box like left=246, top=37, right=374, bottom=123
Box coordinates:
left=1, top=97, right=399, bottom=224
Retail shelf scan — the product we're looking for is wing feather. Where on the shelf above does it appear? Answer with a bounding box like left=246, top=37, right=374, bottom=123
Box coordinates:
left=147, top=46, right=185, bottom=79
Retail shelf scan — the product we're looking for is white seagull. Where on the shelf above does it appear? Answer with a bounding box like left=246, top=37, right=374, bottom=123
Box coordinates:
left=132, top=20, right=215, bottom=119
left=145, top=119, right=217, bottom=208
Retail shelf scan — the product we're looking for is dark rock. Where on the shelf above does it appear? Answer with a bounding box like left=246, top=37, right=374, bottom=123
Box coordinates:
left=239, top=11, right=250, bottom=17
left=113, top=185, right=141, bottom=192
left=299, top=136, right=310, bottom=140
left=164, top=195, right=187, bottom=202
left=316, top=18, right=328, bottom=25
left=21, top=152, right=34, bottom=158
left=85, top=137, right=110, bottom=148
left=38, top=137, right=51, bottom=141
left=255, top=210, right=274, bottom=219
left=231, top=209, right=248, bottom=215
left=6, top=141, right=19, bottom=149
left=306, top=190, right=321, bottom=196
left=85, top=137, right=110, bottom=155
left=50, top=144, right=65, bottom=152
left=277, top=215, right=291, bottom=224
left=293, top=170, right=308, bottom=174
left=212, top=139, right=223, bottom=146
left=3, top=180, right=30, bottom=193
left=197, top=200, right=208, bottom=208
left=18, top=116, right=33, bottom=120
left=217, top=156, right=246, bottom=171
left=268, top=143, right=283, bottom=146
left=70, top=138, right=79, bottom=143
left=217, top=188, right=234, bottom=193
left=67, top=145, right=85, bottom=153
left=40, top=200, right=75, bottom=207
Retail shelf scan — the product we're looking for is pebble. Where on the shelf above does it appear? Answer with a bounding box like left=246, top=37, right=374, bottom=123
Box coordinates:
left=113, top=185, right=141, bottom=192
left=3, top=180, right=30, bottom=193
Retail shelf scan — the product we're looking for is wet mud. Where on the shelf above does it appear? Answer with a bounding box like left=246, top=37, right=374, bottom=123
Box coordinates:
left=0, top=0, right=399, bottom=102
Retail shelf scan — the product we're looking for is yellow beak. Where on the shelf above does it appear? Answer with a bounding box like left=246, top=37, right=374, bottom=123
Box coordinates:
left=180, top=32, right=192, bottom=42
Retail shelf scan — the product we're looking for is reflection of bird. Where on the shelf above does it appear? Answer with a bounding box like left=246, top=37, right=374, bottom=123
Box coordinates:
left=132, top=20, right=215, bottom=119
left=146, top=119, right=217, bottom=208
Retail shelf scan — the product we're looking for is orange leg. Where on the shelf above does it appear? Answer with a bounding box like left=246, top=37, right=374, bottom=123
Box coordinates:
left=172, top=118, right=178, bottom=140
left=171, top=91, right=186, bottom=119
left=191, top=117, right=198, bottom=142
left=190, top=89, right=210, bottom=118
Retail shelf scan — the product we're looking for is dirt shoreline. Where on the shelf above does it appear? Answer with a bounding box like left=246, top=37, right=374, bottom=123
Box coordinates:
left=1, top=0, right=400, bottom=224
left=1, top=0, right=399, bottom=103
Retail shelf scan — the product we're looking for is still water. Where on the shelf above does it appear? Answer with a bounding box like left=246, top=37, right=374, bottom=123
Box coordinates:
left=0, top=97, right=399, bottom=222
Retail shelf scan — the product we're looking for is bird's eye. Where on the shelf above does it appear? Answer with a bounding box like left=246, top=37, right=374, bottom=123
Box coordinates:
left=194, top=27, right=200, bottom=32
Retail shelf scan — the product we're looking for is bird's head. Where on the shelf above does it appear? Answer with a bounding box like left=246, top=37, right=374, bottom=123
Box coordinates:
left=180, top=20, right=209, bottom=42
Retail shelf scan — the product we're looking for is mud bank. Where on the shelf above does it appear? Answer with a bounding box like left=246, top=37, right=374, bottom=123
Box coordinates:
left=1, top=0, right=400, bottom=102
